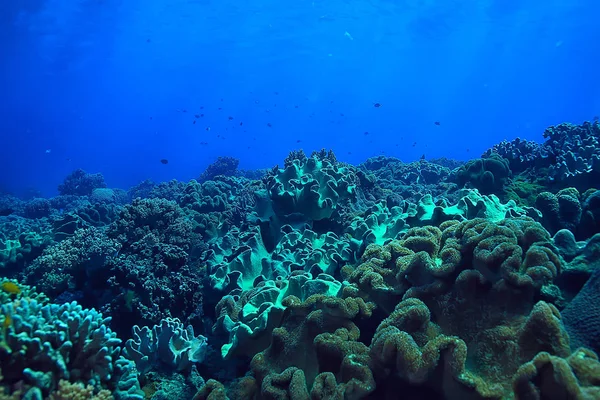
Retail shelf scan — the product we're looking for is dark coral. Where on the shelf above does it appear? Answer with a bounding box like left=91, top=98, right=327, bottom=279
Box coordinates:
left=103, top=198, right=204, bottom=336
left=200, top=157, right=240, bottom=182
left=149, top=179, right=188, bottom=201
left=483, top=137, right=550, bottom=173
left=21, top=226, right=120, bottom=300
left=513, top=348, right=600, bottom=399
left=580, top=189, right=600, bottom=238
left=543, top=121, right=600, bottom=183
left=535, top=189, right=582, bottom=236
left=128, top=179, right=156, bottom=200
left=57, top=168, right=107, bottom=196
left=455, top=154, right=511, bottom=195
left=23, top=197, right=53, bottom=219
left=561, top=266, right=600, bottom=355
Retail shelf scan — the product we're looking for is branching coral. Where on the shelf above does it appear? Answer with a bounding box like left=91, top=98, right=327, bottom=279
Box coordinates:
left=0, top=298, right=143, bottom=399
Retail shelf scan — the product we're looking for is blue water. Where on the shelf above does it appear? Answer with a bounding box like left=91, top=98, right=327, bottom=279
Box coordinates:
left=2, top=0, right=599, bottom=196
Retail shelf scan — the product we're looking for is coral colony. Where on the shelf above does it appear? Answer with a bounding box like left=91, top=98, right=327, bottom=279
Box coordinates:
left=1, top=121, right=600, bottom=399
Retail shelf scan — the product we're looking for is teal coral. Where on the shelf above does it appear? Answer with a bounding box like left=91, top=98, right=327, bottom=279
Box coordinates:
left=0, top=298, right=143, bottom=399
left=263, top=153, right=357, bottom=221
left=0, top=231, right=50, bottom=272
left=214, top=272, right=344, bottom=359
left=123, top=317, right=208, bottom=374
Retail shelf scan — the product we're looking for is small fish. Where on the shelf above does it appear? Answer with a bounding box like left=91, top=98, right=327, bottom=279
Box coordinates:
left=373, top=103, right=382, bottom=108
left=364, top=131, right=369, bottom=135
left=206, top=127, right=211, bottom=131
left=594, top=116, right=599, bottom=121
left=218, top=107, right=222, bottom=110
left=160, top=159, right=169, bottom=164
left=295, top=105, right=299, bottom=108
left=420, top=154, right=425, bottom=160
left=200, top=141, right=209, bottom=145
left=146, top=39, right=151, bottom=43
left=466, top=148, right=470, bottom=152
left=344, top=31, right=354, bottom=40
left=434, top=121, right=441, bottom=126
left=255, top=100, right=260, bottom=104
left=220, top=98, right=223, bottom=101
left=66, top=158, right=71, bottom=161
left=267, top=123, right=272, bottom=127
left=340, top=113, right=344, bottom=116
left=412, top=142, right=417, bottom=147
left=240, top=122, right=243, bottom=126
left=45, top=149, right=51, bottom=154
left=150, top=117, right=153, bottom=120
left=195, top=114, right=200, bottom=118
left=228, top=116, right=233, bottom=120
left=1, top=281, right=20, bottom=295
left=201, top=114, right=204, bottom=117
left=200, top=106, right=204, bottom=109
left=274, top=92, right=279, bottom=95
left=193, top=120, right=196, bottom=124
left=296, top=140, right=302, bottom=143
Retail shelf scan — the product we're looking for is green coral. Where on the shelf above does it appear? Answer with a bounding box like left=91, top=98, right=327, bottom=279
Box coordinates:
left=456, top=154, right=511, bottom=195
left=249, top=294, right=375, bottom=399
left=214, top=272, right=344, bottom=359
left=262, top=154, right=357, bottom=221
left=505, top=176, right=547, bottom=207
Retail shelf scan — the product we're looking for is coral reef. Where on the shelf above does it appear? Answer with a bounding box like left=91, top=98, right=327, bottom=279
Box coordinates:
left=2, top=126, right=600, bottom=399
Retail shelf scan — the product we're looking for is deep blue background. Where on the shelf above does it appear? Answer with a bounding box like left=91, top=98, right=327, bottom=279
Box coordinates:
left=2, top=0, right=599, bottom=196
